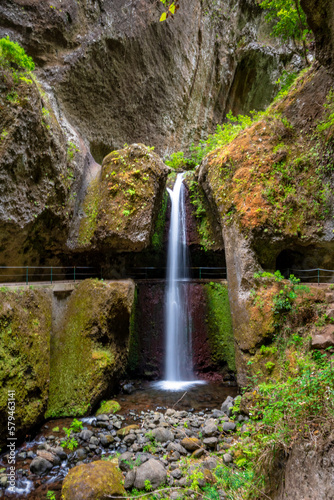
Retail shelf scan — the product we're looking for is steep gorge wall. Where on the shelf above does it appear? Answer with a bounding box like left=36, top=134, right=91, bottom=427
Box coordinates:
left=0, top=0, right=297, bottom=158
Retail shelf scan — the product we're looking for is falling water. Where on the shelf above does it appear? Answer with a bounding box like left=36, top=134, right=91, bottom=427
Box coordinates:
left=156, top=173, right=204, bottom=391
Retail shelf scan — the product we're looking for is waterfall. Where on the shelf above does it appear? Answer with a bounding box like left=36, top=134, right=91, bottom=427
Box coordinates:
left=156, top=172, right=204, bottom=391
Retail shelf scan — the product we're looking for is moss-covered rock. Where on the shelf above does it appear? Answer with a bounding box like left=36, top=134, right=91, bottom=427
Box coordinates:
left=96, top=400, right=121, bottom=415
left=0, top=287, right=52, bottom=449
left=76, top=144, right=169, bottom=252
left=61, top=460, right=125, bottom=499
left=197, top=66, right=334, bottom=384
left=204, top=282, right=235, bottom=372
left=46, top=279, right=135, bottom=418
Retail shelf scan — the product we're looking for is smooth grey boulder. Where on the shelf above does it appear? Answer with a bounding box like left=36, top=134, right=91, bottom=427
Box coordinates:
left=152, top=427, right=174, bottom=443
left=30, top=457, right=53, bottom=475
left=223, top=422, right=236, bottom=432
left=134, top=459, right=167, bottom=490
left=167, top=442, right=187, bottom=455
left=79, top=430, right=93, bottom=441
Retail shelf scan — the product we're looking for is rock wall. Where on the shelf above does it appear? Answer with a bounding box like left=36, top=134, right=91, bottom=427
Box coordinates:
left=301, top=0, right=334, bottom=73
left=197, top=65, right=334, bottom=385
left=273, top=435, right=334, bottom=500
left=0, top=0, right=297, bottom=157
left=0, top=287, right=52, bottom=448
left=128, top=281, right=235, bottom=381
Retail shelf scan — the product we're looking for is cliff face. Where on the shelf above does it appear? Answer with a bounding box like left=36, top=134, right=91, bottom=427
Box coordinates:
left=301, top=0, right=334, bottom=72
left=0, top=0, right=300, bottom=267
left=0, top=0, right=296, bottom=158
left=198, top=64, right=334, bottom=384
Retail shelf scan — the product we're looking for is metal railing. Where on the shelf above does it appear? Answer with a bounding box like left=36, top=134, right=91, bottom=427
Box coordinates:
left=280, top=268, right=334, bottom=284
left=0, top=266, right=99, bottom=285
left=127, top=267, right=227, bottom=280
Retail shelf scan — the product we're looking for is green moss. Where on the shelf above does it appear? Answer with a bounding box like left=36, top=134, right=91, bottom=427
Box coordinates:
left=46, top=279, right=134, bottom=418
left=78, top=177, right=100, bottom=246
left=204, top=282, right=236, bottom=371
left=185, top=173, right=217, bottom=251
left=96, top=400, right=121, bottom=415
left=0, top=288, right=52, bottom=447
left=151, top=191, right=168, bottom=252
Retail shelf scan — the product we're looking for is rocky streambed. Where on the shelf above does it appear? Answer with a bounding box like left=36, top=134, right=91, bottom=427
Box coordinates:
left=0, top=386, right=243, bottom=499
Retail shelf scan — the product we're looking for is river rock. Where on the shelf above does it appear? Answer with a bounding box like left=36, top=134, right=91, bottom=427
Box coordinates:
left=203, top=457, right=218, bottom=470
left=124, top=469, right=137, bottom=490
left=100, top=434, right=114, bottom=447
left=37, top=450, right=60, bottom=466
left=30, top=457, right=53, bottom=475
left=167, top=442, right=187, bottom=455
left=223, top=453, right=233, bottom=464
left=203, top=419, right=218, bottom=436
left=117, top=424, right=140, bottom=437
left=152, top=427, right=174, bottom=443
left=79, top=430, right=93, bottom=442
left=75, top=448, right=87, bottom=461
left=61, top=461, right=125, bottom=499
left=203, top=437, right=218, bottom=449
left=221, top=396, right=235, bottom=416
left=134, top=458, right=167, bottom=490
left=118, top=452, right=134, bottom=472
left=223, top=422, right=236, bottom=432
left=180, top=437, right=201, bottom=451
left=192, top=448, right=205, bottom=458
left=171, top=468, right=182, bottom=479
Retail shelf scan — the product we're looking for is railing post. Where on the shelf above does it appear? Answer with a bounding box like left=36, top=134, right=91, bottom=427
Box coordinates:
left=74, top=266, right=76, bottom=283
left=26, top=267, right=28, bottom=285
left=318, top=268, right=320, bottom=285
left=51, top=267, right=53, bottom=284
left=199, top=268, right=201, bottom=279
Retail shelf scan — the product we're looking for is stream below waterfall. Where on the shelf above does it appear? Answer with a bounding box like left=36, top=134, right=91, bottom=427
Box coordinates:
left=0, top=382, right=238, bottom=499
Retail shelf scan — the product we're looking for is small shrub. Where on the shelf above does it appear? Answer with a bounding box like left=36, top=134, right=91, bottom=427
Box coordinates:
left=0, top=36, right=35, bottom=71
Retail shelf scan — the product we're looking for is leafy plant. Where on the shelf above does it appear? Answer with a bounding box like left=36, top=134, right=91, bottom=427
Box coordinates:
left=46, top=491, right=56, bottom=500
left=60, top=419, right=82, bottom=450
left=144, top=479, right=152, bottom=491
left=67, top=141, right=80, bottom=162
left=0, top=36, right=35, bottom=71
left=164, top=151, right=195, bottom=170
left=70, top=418, right=83, bottom=432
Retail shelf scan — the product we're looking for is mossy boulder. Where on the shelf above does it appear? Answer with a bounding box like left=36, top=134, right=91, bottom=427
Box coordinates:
left=76, top=143, right=169, bottom=252
left=0, top=287, right=52, bottom=448
left=61, top=460, right=125, bottom=499
left=96, top=400, right=121, bottom=415
left=46, top=279, right=135, bottom=418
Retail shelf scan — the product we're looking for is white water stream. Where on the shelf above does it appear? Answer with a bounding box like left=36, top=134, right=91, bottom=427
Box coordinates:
left=155, top=173, right=205, bottom=391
